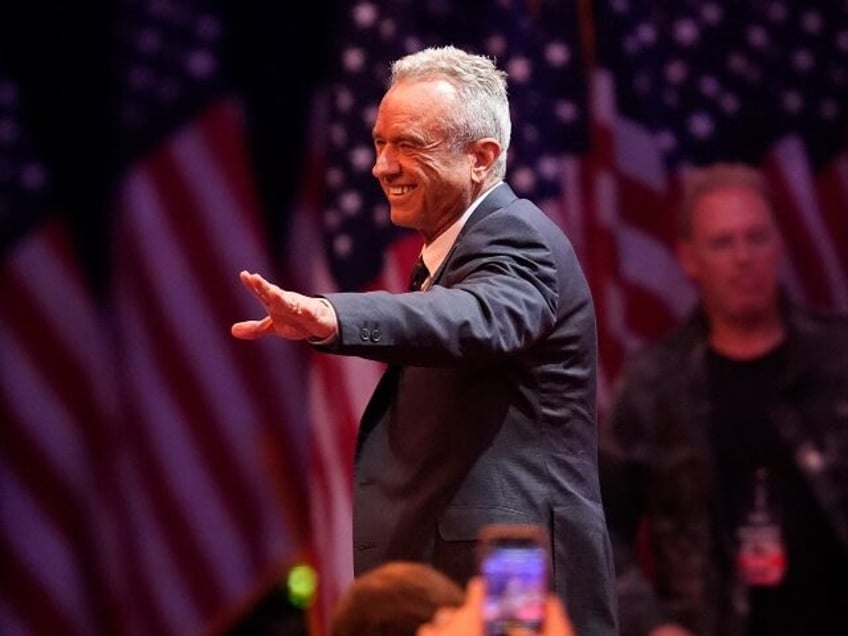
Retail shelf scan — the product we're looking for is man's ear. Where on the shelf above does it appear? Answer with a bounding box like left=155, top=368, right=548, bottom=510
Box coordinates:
left=470, top=138, right=501, bottom=183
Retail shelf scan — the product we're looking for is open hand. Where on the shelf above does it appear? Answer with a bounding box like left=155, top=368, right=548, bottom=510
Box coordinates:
left=231, top=270, right=336, bottom=342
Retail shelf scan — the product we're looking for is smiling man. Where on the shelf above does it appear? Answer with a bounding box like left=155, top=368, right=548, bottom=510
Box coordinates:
left=232, top=45, right=618, bottom=636
left=600, top=163, right=848, bottom=636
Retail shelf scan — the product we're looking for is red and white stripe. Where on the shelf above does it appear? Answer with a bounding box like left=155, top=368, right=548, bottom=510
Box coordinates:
left=107, top=98, right=309, bottom=635
left=1, top=220, right=121, bottom=636
left=765, top=137, right=848, bottom=311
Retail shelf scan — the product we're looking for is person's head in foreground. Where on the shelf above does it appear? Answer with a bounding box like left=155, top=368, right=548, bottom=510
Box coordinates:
left=330, top=561, right=465, bottom=636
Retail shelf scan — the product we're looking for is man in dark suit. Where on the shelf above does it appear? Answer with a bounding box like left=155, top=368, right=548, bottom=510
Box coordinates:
left=232, top=45, right=617, bottom=635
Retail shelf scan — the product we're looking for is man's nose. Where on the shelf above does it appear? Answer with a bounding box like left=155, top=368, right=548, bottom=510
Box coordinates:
left=372, top=147, right=400, bottom=178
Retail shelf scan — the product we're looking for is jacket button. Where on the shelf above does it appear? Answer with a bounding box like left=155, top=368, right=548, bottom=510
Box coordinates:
left=371, top=329, right=381, bottom=342
left=359, top=327, right=371, bottom=341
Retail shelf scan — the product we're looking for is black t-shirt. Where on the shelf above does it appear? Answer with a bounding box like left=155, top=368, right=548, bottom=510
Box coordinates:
left=707, top=344, right=848, bottom=636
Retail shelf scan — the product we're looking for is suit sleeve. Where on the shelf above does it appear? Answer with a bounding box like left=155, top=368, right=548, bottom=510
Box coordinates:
left=319, top=209, right=561, bottom=367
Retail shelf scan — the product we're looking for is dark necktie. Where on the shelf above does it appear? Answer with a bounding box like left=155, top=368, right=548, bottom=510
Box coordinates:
left=408, top=256, right=429, bottom=291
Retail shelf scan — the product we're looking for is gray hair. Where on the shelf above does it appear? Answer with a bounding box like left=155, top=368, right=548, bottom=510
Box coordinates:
left=678, top=162, right=776, bottom=238
left=390, top=45, right=512, bottom=181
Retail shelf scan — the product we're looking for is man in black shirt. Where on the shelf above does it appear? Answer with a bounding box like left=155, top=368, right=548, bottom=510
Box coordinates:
left=599, top=162, right=848, bottom=636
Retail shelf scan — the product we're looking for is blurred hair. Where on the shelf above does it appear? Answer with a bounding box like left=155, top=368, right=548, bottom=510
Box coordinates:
left=390, top=45, right=511, bottom=181
left=678, top=162, right=776, bottom=238
left=330, top=561, right=464, bottom=636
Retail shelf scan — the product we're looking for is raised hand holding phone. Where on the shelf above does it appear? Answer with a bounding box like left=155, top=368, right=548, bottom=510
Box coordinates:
left=416, top=575, right=574, bottom=636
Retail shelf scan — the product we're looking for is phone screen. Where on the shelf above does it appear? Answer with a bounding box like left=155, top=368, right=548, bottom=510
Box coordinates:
left=480, top=538, right=548, bottom=635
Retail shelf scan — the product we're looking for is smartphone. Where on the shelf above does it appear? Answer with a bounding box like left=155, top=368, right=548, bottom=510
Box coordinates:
left=477, top=523, right=550, bottom=636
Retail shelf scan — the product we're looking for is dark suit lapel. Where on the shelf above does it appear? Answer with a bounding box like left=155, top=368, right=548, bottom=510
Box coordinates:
left=429, top=182, right=518, bottom=288
left=356, top=364, right=400, bottom=459
left=462, top=182, right=518, bottom=230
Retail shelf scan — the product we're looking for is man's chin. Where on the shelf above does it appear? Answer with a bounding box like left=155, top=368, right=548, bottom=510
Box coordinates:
left=389, top=209, right=418, bottom=231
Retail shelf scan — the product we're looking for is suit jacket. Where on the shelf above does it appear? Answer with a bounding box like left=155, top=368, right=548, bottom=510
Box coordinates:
left=322, top=183, right=618, bottom=635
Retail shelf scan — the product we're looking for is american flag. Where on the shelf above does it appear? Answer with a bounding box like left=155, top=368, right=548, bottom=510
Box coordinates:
left=2, top=0, right=314, bottom=634
left=5, top=1, right=846, bottom=634
left=1, top=66, right=123, bottom=636
left=299, top=0, right=848, bottom=630
left=107, top=0, right=314, bottom=634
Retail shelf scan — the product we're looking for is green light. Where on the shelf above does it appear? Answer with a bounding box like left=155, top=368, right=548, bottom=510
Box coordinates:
left=287, top=563, right=318, bottom=609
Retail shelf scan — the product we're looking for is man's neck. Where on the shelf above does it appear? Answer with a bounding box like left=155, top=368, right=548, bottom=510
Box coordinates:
left=708, top=310, right=786, bottom=360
